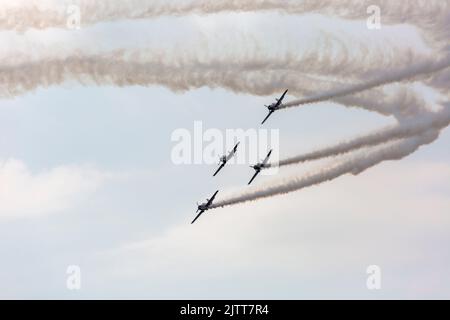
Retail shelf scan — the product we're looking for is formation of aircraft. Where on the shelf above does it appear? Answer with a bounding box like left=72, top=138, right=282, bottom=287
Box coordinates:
left=248, top=149, right=273, bottom=185
left=261, top=89, right=288, bottom=125
left=192, top=90, right=288, bottom=224
left=191, top=190, right=219, bottom=224
left=213, top=142, right=240, bottom=177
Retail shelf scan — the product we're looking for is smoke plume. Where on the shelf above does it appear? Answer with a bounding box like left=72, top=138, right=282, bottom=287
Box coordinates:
left=1, top=0, right=448, bottom=47
left=267, top=108, right=450, bottom=168
left=0, top=49, right=434, bottom=118
left=212, top=130, right=440, bottom=208
left=282, top=55, right=450, bottom=109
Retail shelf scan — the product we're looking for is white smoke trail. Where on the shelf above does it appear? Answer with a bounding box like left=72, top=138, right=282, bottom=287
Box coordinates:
left=282, top=54, right=450, bottom=109
left=1, top=29, right=428, bottom=86
left=0, top=2, right=437, bottom=118
left=267, top=107, right=450, bottom=168
left=211, top=129, right=440, bottom=209
left=1, top=1, right=447, bottom=209
left=0, top=48, right=432, bottom=118
left=330, top=86, right=428, bottom=118
left=1, top=0, right=448, bottom=46
left=0, top=52, right=331, bottom=97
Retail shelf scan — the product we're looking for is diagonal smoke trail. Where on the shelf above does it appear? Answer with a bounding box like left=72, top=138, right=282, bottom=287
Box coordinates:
left=0, top=1, right=447, bottom=211
left=281, top=55, right=450, bottom=109
left=266, top=107, right=450, bottom=168
left=0, top=1, right=448, bottom=212
left=211, top=129, right=440, bottom=209
left=211, top=100, right=450, bottom=209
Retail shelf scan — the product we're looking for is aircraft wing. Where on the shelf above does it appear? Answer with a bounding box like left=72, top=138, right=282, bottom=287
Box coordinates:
left=263, top=150, right=273, bottom=165
left=213, top=163, right=225, bottom=177
left=191, top=191, right=218, bottom=224
left=208, top=190, right=219, bottom=205
left=232, top=142, right=240, bottom=153
left=279, top=89, right=288, bottom=102
left=191, top=210, right=205, bottom=224
left=226, top=142, right=240, bottom=161
left=205, top=190, right=219, bottom=207
left=261, top=110, right=275, bottom=125
left=275, top=89, right=288, bottom=108
left=248, top=170, right=260, bottom=185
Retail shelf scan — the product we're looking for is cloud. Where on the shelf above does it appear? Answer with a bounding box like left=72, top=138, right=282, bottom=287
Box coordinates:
left=0, top=159, right=106, bottom=219
left=94, top=161, right=450, bottom=298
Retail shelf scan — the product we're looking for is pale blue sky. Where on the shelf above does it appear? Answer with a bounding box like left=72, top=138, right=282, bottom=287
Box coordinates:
left=0, top=9, right=449, bottom=299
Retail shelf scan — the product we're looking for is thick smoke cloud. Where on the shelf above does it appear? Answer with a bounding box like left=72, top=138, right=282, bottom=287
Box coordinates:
left=1, top=1, right=449, bottom=209
left=211, top=130, right=440, bottom=208
left=268, top=107, right=450, bottom=168
left=282, top=55, right=450, bottom=109
left=0, top=49, right=434, bottom=118
left=1, top=0, right=448, bottom=47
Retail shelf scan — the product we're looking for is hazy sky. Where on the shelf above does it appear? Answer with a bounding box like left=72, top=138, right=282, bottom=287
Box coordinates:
left=1, top=4, right=449, bottom=299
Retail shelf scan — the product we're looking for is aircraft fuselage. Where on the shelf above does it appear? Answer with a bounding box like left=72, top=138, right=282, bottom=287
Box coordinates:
left=268, top=102, right=280, bottom=111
